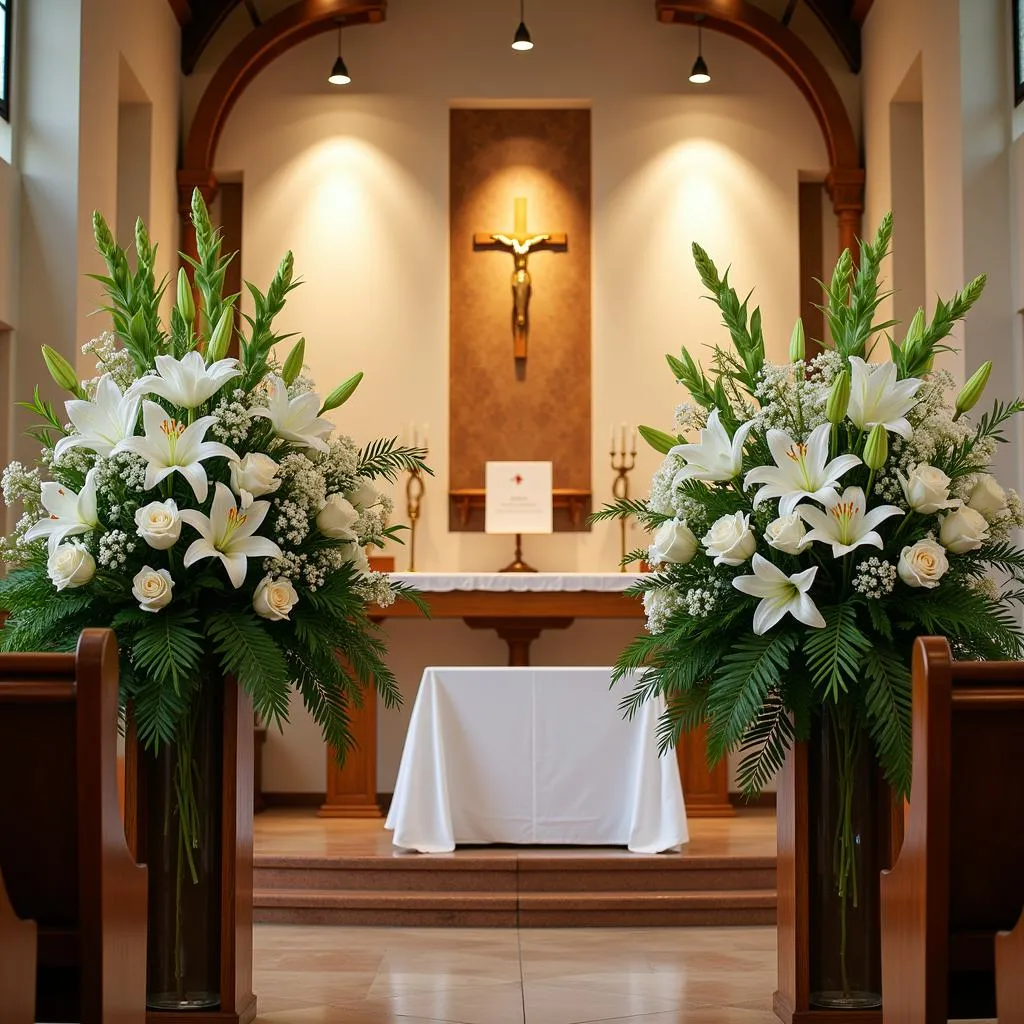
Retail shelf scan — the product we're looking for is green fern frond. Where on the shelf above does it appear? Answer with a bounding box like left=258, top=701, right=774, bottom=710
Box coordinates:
left=803, top=604, right=872, bottom=702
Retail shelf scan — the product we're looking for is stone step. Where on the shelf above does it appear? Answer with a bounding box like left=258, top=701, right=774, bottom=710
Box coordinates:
left=253, top=854, right=775, bottom=895
left=253, top=887, right=777, bottom=928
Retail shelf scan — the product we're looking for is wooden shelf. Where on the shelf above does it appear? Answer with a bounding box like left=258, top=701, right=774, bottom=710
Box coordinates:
left=448, top=488, right=592, bottom=532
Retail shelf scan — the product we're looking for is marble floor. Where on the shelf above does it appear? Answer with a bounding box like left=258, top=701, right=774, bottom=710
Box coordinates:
left=253, top=923, right=778, bottom=1024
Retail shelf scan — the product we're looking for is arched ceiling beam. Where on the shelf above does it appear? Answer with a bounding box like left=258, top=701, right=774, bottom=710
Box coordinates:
left=802, top=0, right=861, bottom=73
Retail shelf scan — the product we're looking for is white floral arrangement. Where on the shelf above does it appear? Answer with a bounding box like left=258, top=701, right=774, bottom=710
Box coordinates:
left=0, top=191, right=429, bottom=756
left=598, top=215, right=1024, bottom=801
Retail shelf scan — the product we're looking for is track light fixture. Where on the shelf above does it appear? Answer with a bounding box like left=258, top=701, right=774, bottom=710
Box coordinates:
left=512, top=0, right=533, bottom=51
left=689, top=15, right=711, bottom=84
left=328, top=23, right=351, bottom=86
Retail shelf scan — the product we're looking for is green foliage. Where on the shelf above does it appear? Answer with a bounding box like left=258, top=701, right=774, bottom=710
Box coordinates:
left=691, top=242, right=765, bottom=396
left=803, top=604, right=872, bottom=702
left=735, top=697, right=796, bottom=796
left=820, top=214, right=896, bottom=361
left=941, top=397, right=1024, bottom=480
left=587, top=497, right=667, bottom=529
left=862, top=645, right=912, bottom=797
left=357, top=437, right=433, bottom=482
left=705, top=631, right=798, bottom=763
left=17, top=386, right=68, bottom=447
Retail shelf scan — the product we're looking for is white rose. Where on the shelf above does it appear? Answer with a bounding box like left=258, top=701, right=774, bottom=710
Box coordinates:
left=898, top=538, right=949, bottom=589
left=47, top=542, right=96, bottom=591
left=702, top=511, right=757, bottom=566
left=765, top=514, right=809, bottom=555
left=938, top=505, right=990, bottom=554
left=347, top=478, right=382, bottom=512
left=253, top=576, right=299, bottom=621
left=340, top=540, right=371, bottom=575
left=898, top=464, right=958, bottom=514
left=317, top=494, right=359, bottom=540
left=967, top=474, right=1008, bottom=521
left=648, top=519, right=698, bottom=565
left=135, top=499, right=181, bottom=550
left=131, top=566, right=174, bottom=612
left=229, top=453, right=282, bottom=504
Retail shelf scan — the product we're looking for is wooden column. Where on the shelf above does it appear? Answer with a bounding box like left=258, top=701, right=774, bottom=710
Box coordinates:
left=126, top=680, right=257, bottom=1024
left=466, top=617, right=574, bottom=666
left=319, top=687, right=383, bottom=819
left=675, top=722, right=734, bottom=818
left=826, top=167, right=866, bottom=260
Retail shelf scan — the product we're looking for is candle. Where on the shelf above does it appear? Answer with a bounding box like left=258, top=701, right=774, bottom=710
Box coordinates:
left=610, top=426, right=617, bottom=454
left=631, top=427, right=637, bottom=453
left=422, top=422, right=430, bottom=451
left=620, top=422, right=627, bottom=457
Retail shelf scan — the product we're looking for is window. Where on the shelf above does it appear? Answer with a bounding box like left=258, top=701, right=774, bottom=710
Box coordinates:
left=0, top=0, right=10, bottom=122
left=1015, top=0, right=1024, bottom=106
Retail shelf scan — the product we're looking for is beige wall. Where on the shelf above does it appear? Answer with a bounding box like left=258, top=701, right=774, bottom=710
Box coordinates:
left=211, top=0, right=836, bottom=792
left=5, top=0, right=180, bottom=471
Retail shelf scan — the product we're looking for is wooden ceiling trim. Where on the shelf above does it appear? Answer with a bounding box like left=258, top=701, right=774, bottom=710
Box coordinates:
left=183, top=0, right=245, bottom=75
left=802, top=0, right=861, bottom=72
left=850, top=0, right=875, bottom=25
left=167, top=0, right=193, bottom=28
left=183, top=0, right=386, bottom=176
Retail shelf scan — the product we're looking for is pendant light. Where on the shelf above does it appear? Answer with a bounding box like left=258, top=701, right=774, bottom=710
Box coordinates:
left=512, top=0, right=533, bottom=51
left=328, top=23, right=352, bottom=86
left=689, top=15, right=711, bottom=84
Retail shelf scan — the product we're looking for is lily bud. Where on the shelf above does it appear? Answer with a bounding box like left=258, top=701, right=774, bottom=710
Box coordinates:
left=904, top=307, right=925, bottom=347
left=863, top=423, right=889, bottom=471
left=954, top=361, right=992, bottom=419
left=42, top=345, right=83, bottom=396
left=826, top=369, right=851, bottom=425
left=789, top=318, right=805, bottom=363
left=320, top=371, right=364, bottom=413
left=176, top=268, right=195, bottom=324
left=206, top=307, right=234, bottom=363
left=638, top=425, right=679, bottom=455
left=282, top=337, right=306, bottom=387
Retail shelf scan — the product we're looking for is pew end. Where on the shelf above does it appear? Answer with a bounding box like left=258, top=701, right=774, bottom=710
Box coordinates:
left=997, top=907, right=1024, bottom=1024
left=0, top=628, right=148, bottom=1022
left=0, top=863, right=36, bottom=1023
left=880, top=636, right=1024, bottom=1024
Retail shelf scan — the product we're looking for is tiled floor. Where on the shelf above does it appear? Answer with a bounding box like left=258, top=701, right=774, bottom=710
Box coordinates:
left=252, top=924, right=778, bottom=1023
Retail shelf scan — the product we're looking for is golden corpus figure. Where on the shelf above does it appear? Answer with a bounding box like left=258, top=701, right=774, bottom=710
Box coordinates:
left=474, top=197, right=567, bottom=360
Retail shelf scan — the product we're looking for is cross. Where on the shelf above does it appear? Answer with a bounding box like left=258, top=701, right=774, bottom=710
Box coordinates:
left=473, top=197, right=568, bottom=361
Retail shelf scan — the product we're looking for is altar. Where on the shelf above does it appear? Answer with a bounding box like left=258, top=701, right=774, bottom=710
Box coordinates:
left=320, top=573, right=734, bottom=821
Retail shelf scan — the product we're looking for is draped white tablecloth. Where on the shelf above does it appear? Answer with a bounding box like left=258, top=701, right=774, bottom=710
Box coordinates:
left=387, top=572, right=643, bottom=593
left=385, top=666, right=688, bottom=854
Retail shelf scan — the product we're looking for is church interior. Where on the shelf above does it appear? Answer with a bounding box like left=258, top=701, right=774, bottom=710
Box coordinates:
left=2, top=0, right=1024, bottom=1022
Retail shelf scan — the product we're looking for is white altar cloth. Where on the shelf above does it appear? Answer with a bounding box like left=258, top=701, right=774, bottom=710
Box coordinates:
left=385, top=666, right=688, bottom=854
left=387, top=572, right=643, bottom=593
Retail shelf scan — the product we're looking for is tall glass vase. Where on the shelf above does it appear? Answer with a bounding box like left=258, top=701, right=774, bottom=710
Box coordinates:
left=141, top=681, right=223, bottom=1010
left=808, top=702, right=883, bottom=1010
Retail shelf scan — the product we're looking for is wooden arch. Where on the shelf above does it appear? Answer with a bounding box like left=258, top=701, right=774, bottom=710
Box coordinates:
left=179, top=0, right=387, bottom=254
left=656, top=0, right=864, bottom=255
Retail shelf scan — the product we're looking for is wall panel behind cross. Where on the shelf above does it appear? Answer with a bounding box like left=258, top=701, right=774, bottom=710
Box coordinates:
left=449, top=108, right=592, bottom=532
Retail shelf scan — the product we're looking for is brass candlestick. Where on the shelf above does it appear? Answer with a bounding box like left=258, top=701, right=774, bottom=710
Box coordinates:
left=611, top=429, right=637, bottom=571
left=405, top=462, right=426, bottom=572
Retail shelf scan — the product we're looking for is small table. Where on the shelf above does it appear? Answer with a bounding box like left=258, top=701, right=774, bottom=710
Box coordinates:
left=321, top=572, right=733, bottom=820
left=386, top=667, right=688, bottom=853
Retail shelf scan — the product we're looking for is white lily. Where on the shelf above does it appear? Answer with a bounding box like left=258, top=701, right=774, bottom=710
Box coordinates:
left=180, top=482, right=283, bottom=589
left=798, top=486, right=903, bottom=558
left=670, top=409, right=754, bottom=484
left=112, top=400, right=238, bottom=503
left=847, top=357, right=922, bottom=439
left=744, top=423, right=861, bottom=516
left=251, top=375, right=333, bottom=452
left=732, top=554, right=825, bottom=635
left=128, top=351, right=240, bottom=410
left=25, top=468, right=101, bottom=553
left=53, top=374, right=140, bottom=460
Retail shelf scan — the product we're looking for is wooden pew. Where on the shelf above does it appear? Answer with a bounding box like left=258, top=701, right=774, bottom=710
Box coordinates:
left=0, top=863, right=36, bottom=1024
left=0, top=628, right=148, bottom=1022
left=997, top=909, right=1024, bottom=1024
left=880, top=636, right=1024, bottom=1023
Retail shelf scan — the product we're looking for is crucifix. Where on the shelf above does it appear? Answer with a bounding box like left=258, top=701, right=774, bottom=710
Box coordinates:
left=473, top=197, right=568, bottom=360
